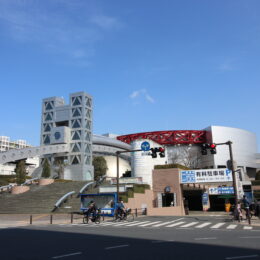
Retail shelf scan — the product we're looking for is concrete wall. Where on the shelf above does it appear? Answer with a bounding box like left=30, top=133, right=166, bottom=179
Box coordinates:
left=153, top=168, right=183, bottom=206
left=125, top=189, right=154, bottom=211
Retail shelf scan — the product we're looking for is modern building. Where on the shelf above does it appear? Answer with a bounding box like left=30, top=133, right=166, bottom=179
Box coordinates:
left=0, top=136, right=39, bottom=175
left=116, top=126, right=260, bottom=188
left=40, top=92, right=93, bottom=180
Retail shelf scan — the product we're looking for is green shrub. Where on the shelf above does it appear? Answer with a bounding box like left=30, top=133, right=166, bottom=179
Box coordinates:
left=252, top=180, right=260, bottom=186
left=256, top=171, right=260, bottom=180
left=154, top=164, right=190, bottom=170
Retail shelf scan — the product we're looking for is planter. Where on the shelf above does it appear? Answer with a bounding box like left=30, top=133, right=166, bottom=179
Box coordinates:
left=39, top=179, right=54, bottom=186
left=11, top=186, right=30, bottom=194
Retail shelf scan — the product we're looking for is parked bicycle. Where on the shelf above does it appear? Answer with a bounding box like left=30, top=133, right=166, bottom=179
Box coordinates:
left=83, top=208, right=101, bottom=224
left=113, top=208, right=134, bottom=222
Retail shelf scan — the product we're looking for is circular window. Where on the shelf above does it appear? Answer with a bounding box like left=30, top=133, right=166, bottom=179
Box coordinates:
left=54, top=132, right=61, bottom=140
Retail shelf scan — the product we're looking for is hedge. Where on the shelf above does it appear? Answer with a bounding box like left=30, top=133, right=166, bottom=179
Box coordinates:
left=154, top=164, right=190, bottom=170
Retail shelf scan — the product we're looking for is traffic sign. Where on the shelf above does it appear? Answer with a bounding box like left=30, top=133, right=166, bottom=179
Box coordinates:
left=141, top=141, right=150, bottom=151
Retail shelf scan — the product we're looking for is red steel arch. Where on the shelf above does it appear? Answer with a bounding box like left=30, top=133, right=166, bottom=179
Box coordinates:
left=117, top=130, right=207, bottom=145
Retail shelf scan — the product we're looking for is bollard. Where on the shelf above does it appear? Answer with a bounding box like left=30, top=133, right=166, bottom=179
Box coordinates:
left=135, top=208, right=138, bottom=217
left=71, top=213, right=73, bottom=224
left=30, top=215, right=32, bottom=225
left=102, top=211, right=104, bottom=221
left=50, top=215, right=53, bottom=224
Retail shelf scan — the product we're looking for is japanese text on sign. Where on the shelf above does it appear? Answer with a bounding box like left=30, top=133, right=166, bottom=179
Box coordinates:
left=180, top=169, right=232, bottom=183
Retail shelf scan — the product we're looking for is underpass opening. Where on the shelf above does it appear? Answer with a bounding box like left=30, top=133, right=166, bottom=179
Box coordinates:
left=183, top=190, right=203, bottom=211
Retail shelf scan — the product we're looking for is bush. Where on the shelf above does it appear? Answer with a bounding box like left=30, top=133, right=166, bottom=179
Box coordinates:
left=256, top=171, right=260, bottom=180
left=154, top=164, right=190, bottom=170
left=252, top=180, right=260, bottom=186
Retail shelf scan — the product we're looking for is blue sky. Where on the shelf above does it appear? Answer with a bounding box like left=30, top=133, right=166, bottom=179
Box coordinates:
left=0, top=0, right=259, bottom=150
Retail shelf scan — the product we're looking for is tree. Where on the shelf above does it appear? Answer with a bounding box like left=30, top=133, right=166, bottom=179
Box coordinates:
left=54, top=158, right=65, bottom=179
left=15, top=160, right=27, bottom=185
left=42, top=158, right=51, bottom=178
left=93, top=156, right=107, bottom=181
left=168, top=145, right=202, bottom=169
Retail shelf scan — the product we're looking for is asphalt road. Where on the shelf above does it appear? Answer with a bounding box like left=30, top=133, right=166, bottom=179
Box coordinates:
left=0, top=216, right=260, bottom=260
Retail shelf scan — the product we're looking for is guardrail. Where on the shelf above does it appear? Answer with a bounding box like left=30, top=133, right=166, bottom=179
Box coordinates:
left=0, top=184, right=16, bottom=193
left=52, top=191, right=75, bottom=212
left=21, top=178, right=39, bottom=186
left=77, top=182, right=95, bottom=197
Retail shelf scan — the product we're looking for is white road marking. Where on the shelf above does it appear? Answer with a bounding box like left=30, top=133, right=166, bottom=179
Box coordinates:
left=52, top=252, right=82, bottom=259
left=105, top=244, right=129, bottom=250
left=114, top=221, right=139, bottom=226
left=195, top=222, right=212, bottom=228
left=180, top=222, right=199, bottom=228
left=139, top=221, right=162, bottom=227
left=194, top=237, right=217, bottom=240
left=152, top=221, right=178, bottom=227
left=240, top=236, right=260, bottom=239
left=243, top=226, right=253, bottom=230
left=226, top=224, right=237, bottom=229
left=124, top=221, right=150, bottom=227
left=225, top=255, right=259, bottom=259
left=166, top=221, right=186, bottom=227
left=211, top=223, right=225, bottom=229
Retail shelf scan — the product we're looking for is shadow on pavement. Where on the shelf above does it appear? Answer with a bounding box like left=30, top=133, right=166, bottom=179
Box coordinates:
left=0, top=227, right=260, bottom=260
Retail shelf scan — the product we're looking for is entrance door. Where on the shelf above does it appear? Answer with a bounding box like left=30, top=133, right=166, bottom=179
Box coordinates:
left=162, top=193, right=174, bottom=207
left=183, top=190, right=203, bottom=211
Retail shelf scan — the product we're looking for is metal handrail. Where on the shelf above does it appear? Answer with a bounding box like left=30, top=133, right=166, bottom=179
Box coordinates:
left=52, top=191, right=75, bottom=212
left=21, top=178, right=39, bottom=186
left=0, top=184, right=16, bottom=192
left=78, top=181, right=95, bottom=196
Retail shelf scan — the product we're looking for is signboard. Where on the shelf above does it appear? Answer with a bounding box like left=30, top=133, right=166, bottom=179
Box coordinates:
left=180, top=169, right=233, bottom=184
left=141, top=141, right=150, bottom=151
left=208, top=186, right=234, bottom=195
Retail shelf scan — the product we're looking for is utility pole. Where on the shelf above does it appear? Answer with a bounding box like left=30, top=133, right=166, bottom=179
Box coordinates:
left=204, top=141, right=239, bottom=206
left=226, top=141, right=239, bottom=205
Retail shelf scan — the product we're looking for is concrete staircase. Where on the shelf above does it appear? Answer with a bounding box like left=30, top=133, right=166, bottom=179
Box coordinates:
left=0, top=181, right=98, bottom=214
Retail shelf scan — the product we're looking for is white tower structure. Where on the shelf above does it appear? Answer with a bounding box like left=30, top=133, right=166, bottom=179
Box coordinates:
left=41, top=92, right=93, bottom=180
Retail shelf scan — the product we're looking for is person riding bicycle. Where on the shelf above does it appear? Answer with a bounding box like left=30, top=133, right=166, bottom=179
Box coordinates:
left=85, top=200, right=97, bottom=220
left=116, top=198, right=126, bottom=219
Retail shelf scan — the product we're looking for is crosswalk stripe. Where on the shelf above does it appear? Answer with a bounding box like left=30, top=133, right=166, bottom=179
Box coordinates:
left=211, top=223, right=225, bottom=229
left=180, top=222, right=199, bottom=228
left=243, top=226, right=252, bottom=230
left=195, top=222, right=212, bottom=228
left=113, top=221, right=139, bottom=226
left=139, top=221, right=162, bottom=227
left=165, top=221, right=185, bottom=227
left=226, top=224, right=237, bottom=229
left=151, top=221, right=177, bottom=227
left=124, top=221, right=150, bottom=227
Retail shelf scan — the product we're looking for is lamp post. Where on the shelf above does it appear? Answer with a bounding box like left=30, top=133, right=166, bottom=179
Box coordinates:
left=211, top=141, right=239, bottom=205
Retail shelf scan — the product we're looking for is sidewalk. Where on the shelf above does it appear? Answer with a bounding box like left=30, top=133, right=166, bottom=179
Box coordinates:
left=188, top=211, right=260, bottom=227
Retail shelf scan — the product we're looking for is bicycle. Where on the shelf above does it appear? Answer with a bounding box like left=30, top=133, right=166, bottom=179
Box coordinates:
left=113, top=208, right=134, bottom=222
left=83, top=209, right=101, bottom=224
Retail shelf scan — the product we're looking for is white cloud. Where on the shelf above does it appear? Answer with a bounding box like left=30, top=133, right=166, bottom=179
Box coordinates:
left=90, top=15, right=122, bottom=30
left=130, top=89, right=155, bottom=104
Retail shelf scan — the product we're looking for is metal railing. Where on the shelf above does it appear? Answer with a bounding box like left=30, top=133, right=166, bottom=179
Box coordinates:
left=0, top=184, right=16, bottom=193
left=77, top=182, right=95, bottom=197
left=52, top=191, right=75, bottom=212
left=21, top=178, right=39, bottom=186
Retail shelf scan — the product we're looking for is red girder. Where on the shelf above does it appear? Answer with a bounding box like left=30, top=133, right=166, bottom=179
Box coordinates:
left=117, top=130, right=207, bottom=145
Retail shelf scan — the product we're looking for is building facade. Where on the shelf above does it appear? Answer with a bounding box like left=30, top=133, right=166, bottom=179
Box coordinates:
left=0, top=136, right=39, bottom=176
left=41, top=92, right=93, bottom=180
